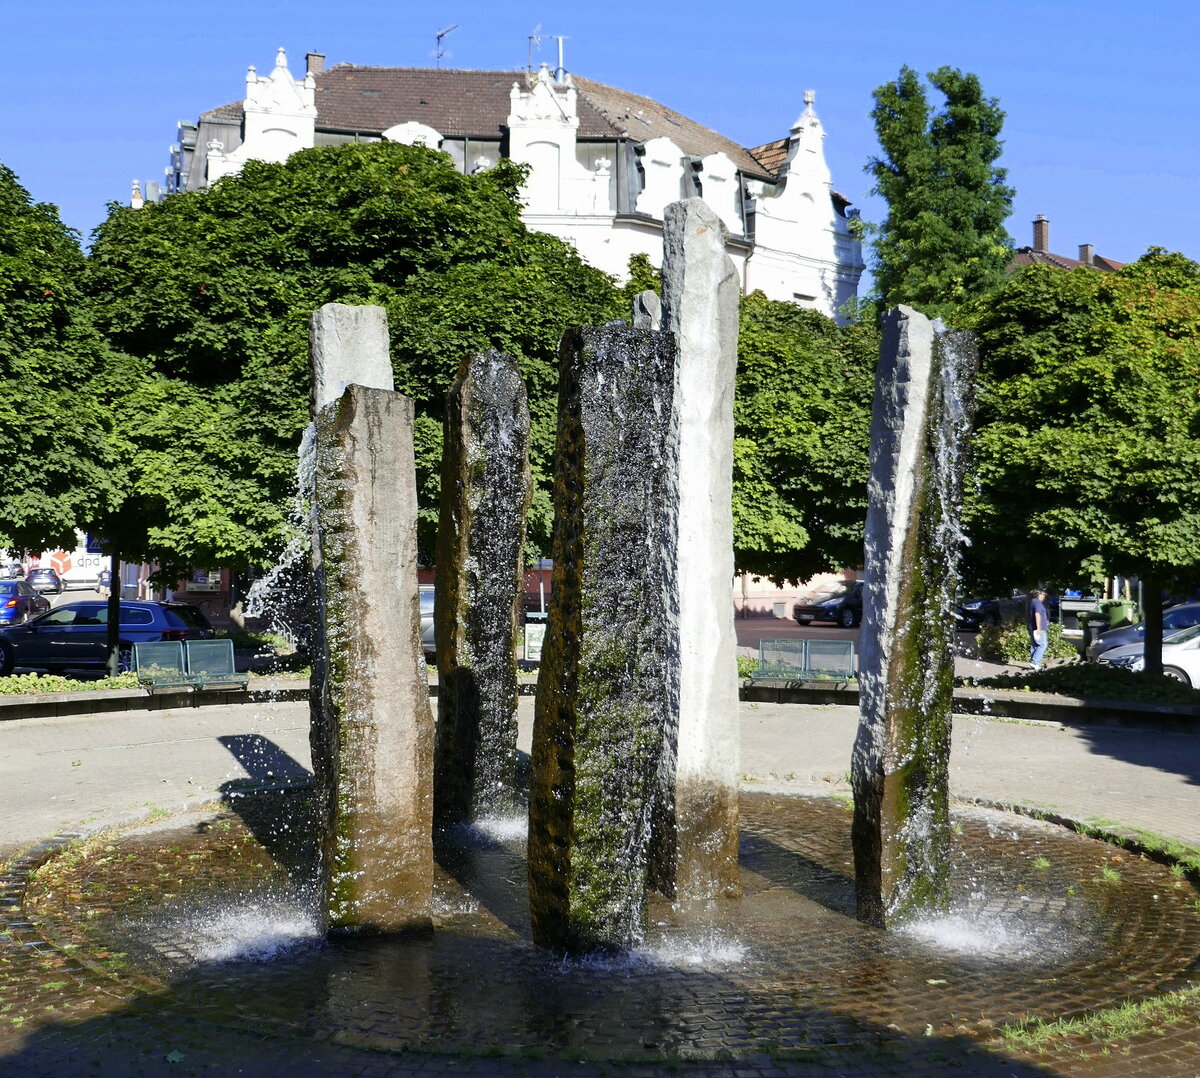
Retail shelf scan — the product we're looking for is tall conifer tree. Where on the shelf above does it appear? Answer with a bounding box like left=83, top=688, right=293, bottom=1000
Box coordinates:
left=868, top=66, right=1014, bottom=320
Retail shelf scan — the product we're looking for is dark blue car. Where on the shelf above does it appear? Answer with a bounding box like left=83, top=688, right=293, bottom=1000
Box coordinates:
left=0, top=600, right=215, bottom=675
left=0, top=580, right=51, bottom=626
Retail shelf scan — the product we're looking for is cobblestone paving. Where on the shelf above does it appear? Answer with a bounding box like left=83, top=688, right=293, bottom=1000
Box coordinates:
left=4, top=792, right=1200, bottom=1075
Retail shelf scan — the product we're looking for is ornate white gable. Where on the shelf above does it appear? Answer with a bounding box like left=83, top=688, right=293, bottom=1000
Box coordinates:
left=208, top=48, right=316, bottom=183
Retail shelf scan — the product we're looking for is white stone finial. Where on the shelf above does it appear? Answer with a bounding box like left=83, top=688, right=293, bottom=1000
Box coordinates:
left=791, top=89, right=819, bottom=133
left=274, top=47, right=288, bottom=72
left=131, top=180, right=144, bottom=210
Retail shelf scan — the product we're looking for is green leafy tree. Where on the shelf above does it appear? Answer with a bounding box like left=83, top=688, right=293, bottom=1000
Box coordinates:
left=867, top=66, right=1014, bottom=320
left=0, top=163, right=120, bottom=554
left=966, top=252, right=1200, bottom=674
left=733, top=292, right=877, bottom=580
left=83, top=142, right=621, bottom=576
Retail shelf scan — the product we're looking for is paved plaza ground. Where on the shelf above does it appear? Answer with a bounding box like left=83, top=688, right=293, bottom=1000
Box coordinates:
left=3, top=690, right=1200, bottom=1076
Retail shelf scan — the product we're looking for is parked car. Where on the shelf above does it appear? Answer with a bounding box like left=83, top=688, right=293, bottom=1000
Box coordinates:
left=0, top=563, right=24, bottom=580
left=793, top=581, right=863, bottom=628
left=0, top=600, right=215, bottom=675
left=1097, top=622, right=1200, bottom=687
left=420, top=585, right=435, bottom=661
left=1087, top=600, right=1200, bottom=662
left=26, top=567, right=63, bottom=594
left=0, top=581, right=51, bottom=625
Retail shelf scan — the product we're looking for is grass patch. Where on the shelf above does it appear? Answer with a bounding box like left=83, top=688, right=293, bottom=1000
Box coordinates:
left=999, top=985, right=1200, bottom=1053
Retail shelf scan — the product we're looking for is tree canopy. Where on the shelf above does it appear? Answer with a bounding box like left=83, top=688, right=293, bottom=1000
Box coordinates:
left=0, top=163, right=120, bottom=554
left=83, top=142, right=622, bottom=575
left=733, top=292, right=877, bottom=581
left=965, top=251, right=1200, bottom=670
left=867, top=66, right=1014, bottom=321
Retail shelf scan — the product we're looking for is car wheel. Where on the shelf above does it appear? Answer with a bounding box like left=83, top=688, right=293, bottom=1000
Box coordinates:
left=0, top=643, right=13, bottom=676
left=117, top=644, right=133, bottom=674
left=1163, top=665, right=1192, bottom=687
left=838, top=607, right=858, bottom=629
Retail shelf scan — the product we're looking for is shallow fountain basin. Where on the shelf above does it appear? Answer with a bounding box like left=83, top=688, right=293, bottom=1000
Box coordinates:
left=21, top=791, right=1200, bottom=1061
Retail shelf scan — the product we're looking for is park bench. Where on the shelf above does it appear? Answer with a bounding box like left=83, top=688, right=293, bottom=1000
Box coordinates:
left=133, top=638, right=249, bottom=694
left=748, top=638, right=857, bottom=687
left=184, top=639, right=249, bottom=692
left=133, top=640, right=195, bottom=693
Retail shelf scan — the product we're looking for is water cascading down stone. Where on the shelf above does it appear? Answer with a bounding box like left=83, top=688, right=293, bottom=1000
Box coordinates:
left=433, top=350, right=532, bottom=827
left=851, top=305, right=977, bottom=928
left=527, top=324, right=679, bottom=954
left=649, top=198, right=741, bottom=901
left=308, top=303, right=434, bottom=935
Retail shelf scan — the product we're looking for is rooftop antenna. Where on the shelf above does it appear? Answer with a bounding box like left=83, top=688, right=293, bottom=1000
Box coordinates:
left=436, top=24, right=458, bottom=68
left=528, top=27, right=568, bottom=83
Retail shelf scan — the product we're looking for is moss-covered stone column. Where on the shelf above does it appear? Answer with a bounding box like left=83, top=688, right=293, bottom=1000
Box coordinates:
left=309, top=305, right=433, bottom=935
left=528, top=324, right=679, bottom=955
left=851, top=306, right=977, bottom=928
left=433, top=351, right=532, bottom=827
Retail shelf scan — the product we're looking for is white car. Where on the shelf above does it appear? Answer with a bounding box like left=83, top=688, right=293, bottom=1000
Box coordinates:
left=1098, top=622, right=1200, bottom=686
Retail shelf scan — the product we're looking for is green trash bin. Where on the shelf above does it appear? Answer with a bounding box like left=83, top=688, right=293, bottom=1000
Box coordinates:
left=1097, top=599, right=1137, bottom=629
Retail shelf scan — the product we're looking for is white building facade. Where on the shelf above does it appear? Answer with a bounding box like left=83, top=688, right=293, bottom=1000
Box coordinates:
left=165, top=50, right=863, bottom=320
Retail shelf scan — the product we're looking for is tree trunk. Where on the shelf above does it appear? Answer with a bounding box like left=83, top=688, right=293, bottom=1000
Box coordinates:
left=1141, top=575, right=1164, bottom=678
left=105, top=555, right=122, bottom=677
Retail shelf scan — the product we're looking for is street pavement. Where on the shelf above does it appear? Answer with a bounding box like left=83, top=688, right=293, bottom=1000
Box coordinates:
left=4, top=693, right=1200, bottom=860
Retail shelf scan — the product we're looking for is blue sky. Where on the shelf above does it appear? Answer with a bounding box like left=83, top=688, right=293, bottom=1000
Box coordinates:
left=5, top=0, right=1198, bottom=273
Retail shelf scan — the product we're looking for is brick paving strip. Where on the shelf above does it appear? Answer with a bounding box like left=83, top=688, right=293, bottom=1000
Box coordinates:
left=2, top=689, right=1200, bottom=1075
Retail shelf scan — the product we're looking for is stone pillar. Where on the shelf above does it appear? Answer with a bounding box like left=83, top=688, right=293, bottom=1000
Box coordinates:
left=650, top=198, right=741, bottom=901
left=433, top=350, right=532, bottom=826
left=851, top=306, right=977, bottom=928
left=309, top=304, right=434, bottom=935
left=309, top=303, right=393, bottom=411
left=527, top=324, right=679, bottom=955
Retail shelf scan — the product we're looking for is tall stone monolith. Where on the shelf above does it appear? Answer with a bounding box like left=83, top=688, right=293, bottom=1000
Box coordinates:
left=309, top=303, right=434, bottom=935
left=649, top=198, right=741, bottom=901
left=851, top=306, right=977, bottom=928
left=433, top=350, right=532, bottom=827
left=527, top=324, right=679, bottom=955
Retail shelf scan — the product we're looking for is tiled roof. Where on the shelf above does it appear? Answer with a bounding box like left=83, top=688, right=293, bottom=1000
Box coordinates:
left=1010, top=248, right=1125, bottom=272
left=749, top=138, right=788, bottom=174
left=570, top=75, right=772, bottom=180
left=202, top=66, right=776, bottom=181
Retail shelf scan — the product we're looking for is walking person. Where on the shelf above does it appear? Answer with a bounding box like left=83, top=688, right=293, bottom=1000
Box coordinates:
left=97, top=567, right=112, bottom=599
left=1028, top=587, right=1049, bottom=671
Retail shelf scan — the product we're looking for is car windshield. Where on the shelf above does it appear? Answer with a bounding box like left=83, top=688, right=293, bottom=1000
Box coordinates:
left=1165, top=623, right=1200, bottom=646
left=0, top=582, right=16, bottom=595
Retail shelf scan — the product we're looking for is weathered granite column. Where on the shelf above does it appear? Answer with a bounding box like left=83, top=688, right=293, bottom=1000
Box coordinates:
left=433, top=350, right=532, bottom=826
left=309, top=303, right=434, bottom=935
left=649, top=198, right=741, bottom=901
left=851, top=306, right=976, bottom=928
left=527, top=324, right=679, bottom=954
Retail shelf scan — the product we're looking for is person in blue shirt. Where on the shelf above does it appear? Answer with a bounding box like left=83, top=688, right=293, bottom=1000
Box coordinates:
left=1027, top=588, right=1049, bottom=671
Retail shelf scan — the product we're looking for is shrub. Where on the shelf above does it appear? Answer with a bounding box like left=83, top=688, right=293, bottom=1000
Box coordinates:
left=976, top=621, right=1079, bottom=664
left=0, top=672, right=140, bottom=695
left=974, top=664, right=1200, bottom=706
left=736, top=654, right=760, bottom=679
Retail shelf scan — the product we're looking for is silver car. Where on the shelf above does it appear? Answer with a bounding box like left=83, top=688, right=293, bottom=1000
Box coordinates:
left=1097, top=622, right=1200, bottom=686
left=1087, top=600, right=1200, bottom=661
